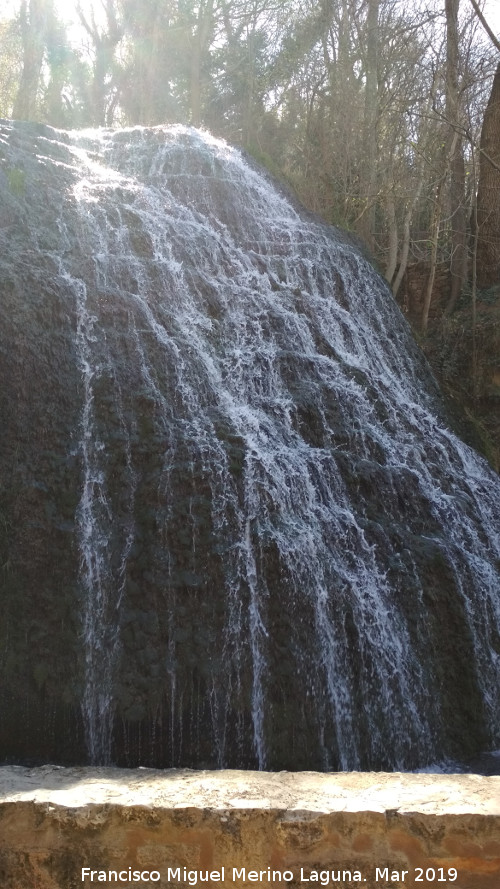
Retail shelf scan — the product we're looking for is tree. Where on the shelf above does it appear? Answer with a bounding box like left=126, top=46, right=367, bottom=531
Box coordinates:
left=357, top=0, right=380, bottom=252
left=444, top=0, right=467, bottom=313
left=469, top=0, right=500, bottom=288
left=0, top=17, right=22, bottom=118
left=475, top=60, right=500, bottom=288
left=188, top=0, right=216, bottom=127
left=118, top=0, right=182, bottom=125
left=76, top=0, right=124, bottom=125
left=13, top=0, right=53, bottom=120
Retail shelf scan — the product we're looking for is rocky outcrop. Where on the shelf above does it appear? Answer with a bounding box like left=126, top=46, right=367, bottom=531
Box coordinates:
left=2, top=121, right=500, bottom=771
left=423, top=297, right=500, bottom=472
left=0, top=767, right=499, bottom=889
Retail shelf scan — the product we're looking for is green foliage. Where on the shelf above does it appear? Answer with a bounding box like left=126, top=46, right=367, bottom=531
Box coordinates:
left=1, top=1, right=499, bottom=468
left=245, top=141, right=289, bottom=186
left=0, top=18, right=22, bottom=118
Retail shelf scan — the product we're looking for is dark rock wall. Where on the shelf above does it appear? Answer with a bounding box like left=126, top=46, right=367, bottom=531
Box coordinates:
left=0, top=121, right=500, bottom=771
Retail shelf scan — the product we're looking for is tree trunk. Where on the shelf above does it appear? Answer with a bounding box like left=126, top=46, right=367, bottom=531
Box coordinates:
left=470, top=143, right=479, bottom=403
left=422, top=131, right=459, bottom=332
left=391, top=164, right=425, bottom=299
left=190, top=0, right=215, bottom=128
left=421, top=186, right=444, bottom=334
left=476, top=61, right=500, bottom=289
left=445, top=0, right=467, bottom=313
left=357, top=0, right=379, bottom=252
left=13, top=0, right=50, bottom=121
left=385, top=192, right=398, bottom=285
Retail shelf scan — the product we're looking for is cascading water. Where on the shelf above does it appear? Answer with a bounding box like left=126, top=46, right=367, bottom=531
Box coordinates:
left=0, top=119, right=499, bottom=771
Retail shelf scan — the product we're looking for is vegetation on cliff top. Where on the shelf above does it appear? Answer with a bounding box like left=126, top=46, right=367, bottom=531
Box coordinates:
left=1, top=0, right=499, bottom=465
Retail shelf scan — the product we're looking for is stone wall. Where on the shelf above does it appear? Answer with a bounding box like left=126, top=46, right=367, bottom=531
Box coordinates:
left=0, top=767, right=499, bottom=889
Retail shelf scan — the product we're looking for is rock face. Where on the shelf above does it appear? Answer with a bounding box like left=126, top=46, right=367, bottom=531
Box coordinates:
left=1, top=120, right=500, bottom=771
left=0, top=767, right=500, bottom=889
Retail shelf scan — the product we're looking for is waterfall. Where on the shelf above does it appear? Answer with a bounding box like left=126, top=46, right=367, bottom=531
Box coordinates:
left=0, top=119, right=499, bottom=770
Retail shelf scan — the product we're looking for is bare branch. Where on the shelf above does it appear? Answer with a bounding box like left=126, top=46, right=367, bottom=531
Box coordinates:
left=469, top=0, right=500, bottom=52
left=479, top=146, right=500, bottom=173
